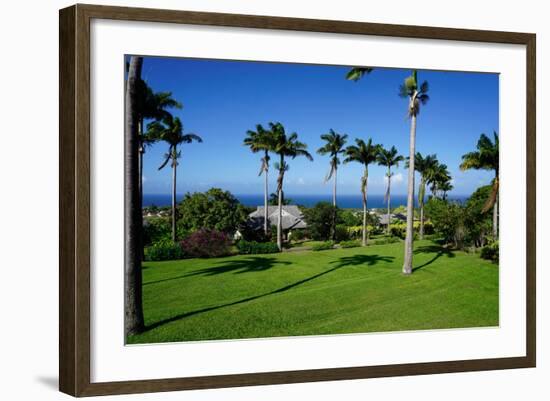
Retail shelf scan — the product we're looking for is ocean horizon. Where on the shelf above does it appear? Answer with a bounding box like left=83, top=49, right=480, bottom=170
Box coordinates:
left=143, top=193, right=469, bottom=209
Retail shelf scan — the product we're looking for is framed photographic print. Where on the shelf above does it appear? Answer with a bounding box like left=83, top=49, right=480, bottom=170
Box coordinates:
left=59, top=4, right=536, bottom=397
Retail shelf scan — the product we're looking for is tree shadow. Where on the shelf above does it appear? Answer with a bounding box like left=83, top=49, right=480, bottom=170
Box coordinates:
left=186, top=256, right=292, bottom=277
left=142, top=253, right=394, bottom=333
left=413, top=245, right=456, bottom=272
left=143, top=257, right=290, bottom=286
left=330, top=254, right=395, bottom=269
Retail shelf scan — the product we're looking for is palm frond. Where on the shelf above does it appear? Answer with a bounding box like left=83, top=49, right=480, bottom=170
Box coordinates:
left=346, top=67, right=373, bottom=82
left=419, top=80, right=429, bottom=94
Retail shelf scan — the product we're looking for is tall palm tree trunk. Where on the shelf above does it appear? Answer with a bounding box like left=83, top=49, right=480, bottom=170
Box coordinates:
left=124, top=56, right=145, bottom=336
left=361, top=170, right=369, bottom=246
left=403, top=112, right=417, bottom=275
left=138, top=119, right=145, bottom=259
left=264, top=157, right=269, bottom=235
left=331, top=166, right=338, bottom=241
left=419, top=178, right=425, bottom=240
left=386, top=168, right=391, bottom=235
left=333, top=167, right=337, bottom=207
left=419, top=202, right=424, bottom=239
left=277, top=184, right=283, bottom=250
left=137, top=119, right=144, bottom=203
left=277, top=155, right=284, bottom=251
left=171, top=148, right=177, bottom=242
left=361, top=192, right=367, bottom=246
left=493, top=190, right=498, bottom=239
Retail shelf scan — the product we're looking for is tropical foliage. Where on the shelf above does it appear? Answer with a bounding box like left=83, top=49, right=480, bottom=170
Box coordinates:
left=180, top=229, right=232, bottom=258
left=177, top=188, right=247, bottom=235
left=317, top=129, right=348, bottom=207
left=244, top=124, right=277, bottom=234
left=460, top=132, right=499, bottom=238
left=302, top=202, right=342, bottom=241
left=377, top=146, right=404, bottom=234
left=343, top=138, right=381, bottom=245
left=269, top=122, right=314, bottom=250
left=148, top=114, right=202, bottom=241
left=399, top=70, right=430, bottom=274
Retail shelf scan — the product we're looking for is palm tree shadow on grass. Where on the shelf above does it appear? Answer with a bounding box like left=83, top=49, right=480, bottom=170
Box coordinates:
left=143, top=257, right=290, bottom=287
left=330, top=254, right=395, bottom=269
left=142, top=253, right=393, bottom=333
left=186, top=256, right=292, bottom=277
left=413, top=245, right=455, bottom=272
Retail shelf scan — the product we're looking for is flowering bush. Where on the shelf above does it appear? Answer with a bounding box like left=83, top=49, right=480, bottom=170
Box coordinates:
left=180, top=229, right=232, bottom=258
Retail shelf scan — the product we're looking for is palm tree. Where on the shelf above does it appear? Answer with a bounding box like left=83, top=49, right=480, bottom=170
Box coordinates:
left=377, top=146, right=404, bottom=235
left=149, top=115, right=202, bottom=242
left=244, top=124, right=276, bottom=234
left=439, top=179, right=454, bottom=200
left=346, top=67, right=374, bottom=82
left=460, top=131, right=499, bottom=238
left=343, top=138, right=381, bottom=246
left=135, top=80, right=182, bottom=204
left=317, top=129, right=348, bottom=207
left=269, top=191, right=291, bottom=206
left=124, top=56, right=145, bottom=336
left=428, top=162, right=452, bottom=198
left=406, top=153, right=438, bottom=239
left=399, top=70, right=430, bottom=275
left=270, top=122, right=313, bottom=250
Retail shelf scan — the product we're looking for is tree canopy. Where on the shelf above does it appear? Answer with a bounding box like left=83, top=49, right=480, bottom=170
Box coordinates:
left=177, top=188, right=247, bottom=234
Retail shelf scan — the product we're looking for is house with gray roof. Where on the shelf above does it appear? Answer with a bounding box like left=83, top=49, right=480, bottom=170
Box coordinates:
left=248, top=205, right=307, bottom=231
left=378, top=213, right=407, bottom=226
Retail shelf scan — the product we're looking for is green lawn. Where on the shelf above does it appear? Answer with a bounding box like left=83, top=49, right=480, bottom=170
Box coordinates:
left=127, top=240, right=498, bottom=344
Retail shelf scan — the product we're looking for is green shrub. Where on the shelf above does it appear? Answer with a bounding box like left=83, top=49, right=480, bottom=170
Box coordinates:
left=422, top=221, right=435, bottom=235
left=236, top=240, right=280, bottom=254
left=311, top=241, right=335, bottom=251
left=302, top=202, right=341, bottom=241
left=339, top=240, right=360, bottom=248
left=372, top=236, right=400, bottom=245
left=144, top=239, right=185, bottom=261
left=289, top=229, right=306, bottom=241
left=347, top=225, right=363, bottom=239
left=390, top=223, right=406, bottom=239
left=480, top=240, right=499, bottom=262
left=142, top=217, right=171, bottom=247
left=334, top=224, right=351, bottom=242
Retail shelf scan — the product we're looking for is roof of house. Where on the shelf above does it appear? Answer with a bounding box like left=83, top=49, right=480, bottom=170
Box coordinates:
left=378, top=213, right=407, bottom=225
left=248, top=205, right=307, bottom=230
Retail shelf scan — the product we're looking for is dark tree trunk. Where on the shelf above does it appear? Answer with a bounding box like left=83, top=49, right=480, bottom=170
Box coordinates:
left=125, top=56, right=145, bottom=336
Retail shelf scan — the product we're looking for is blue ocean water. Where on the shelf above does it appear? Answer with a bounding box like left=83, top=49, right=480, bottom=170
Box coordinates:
left=143, top=193, right=468, bottom=209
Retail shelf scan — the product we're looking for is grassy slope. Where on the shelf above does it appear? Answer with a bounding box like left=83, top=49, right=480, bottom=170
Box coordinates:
left=128, top=240, right=498, bottom=344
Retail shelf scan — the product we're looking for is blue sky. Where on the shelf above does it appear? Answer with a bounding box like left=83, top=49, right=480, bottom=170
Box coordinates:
left=137, top=56, right=499, bottom=197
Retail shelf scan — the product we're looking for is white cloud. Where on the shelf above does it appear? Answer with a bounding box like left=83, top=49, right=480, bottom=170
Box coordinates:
left=297, top=177, right=305, bottom=185
left=384, top=173, right=404, bottom=184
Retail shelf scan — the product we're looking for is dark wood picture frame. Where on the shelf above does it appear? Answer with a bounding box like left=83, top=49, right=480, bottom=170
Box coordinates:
left=59, top=3, right=536, bottom=397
